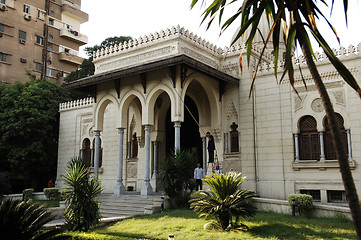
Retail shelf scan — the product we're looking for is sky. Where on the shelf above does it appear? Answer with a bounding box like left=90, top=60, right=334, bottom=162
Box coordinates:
left=79, top=0, right=361, bottom=58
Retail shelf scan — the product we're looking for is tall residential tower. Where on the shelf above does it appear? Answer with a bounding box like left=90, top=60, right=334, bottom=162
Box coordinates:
left=0, top=0, right=88, bottom=84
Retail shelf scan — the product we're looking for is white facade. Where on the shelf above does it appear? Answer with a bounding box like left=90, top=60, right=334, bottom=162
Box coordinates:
left=57, top=26, right=361, bottom=204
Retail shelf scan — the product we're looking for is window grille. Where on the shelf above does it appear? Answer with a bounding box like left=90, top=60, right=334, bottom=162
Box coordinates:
left=324, top=113, right=347, bottom=160
left=299, top=115, right=320, bottom=160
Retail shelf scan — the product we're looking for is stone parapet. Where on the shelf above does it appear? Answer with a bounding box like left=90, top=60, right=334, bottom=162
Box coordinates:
left=93, top=26, right=225, bottom=61
left=59, top=97, right=94, bottom=112
left=255, top=43, right=361, bottom=77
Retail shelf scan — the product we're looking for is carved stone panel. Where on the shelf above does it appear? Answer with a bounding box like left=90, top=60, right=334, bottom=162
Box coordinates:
left=82, top=124, right=88, bottom=136
left=89, top=126, right=94, bottom=137
left=294, top=95, right=305, bottom=112
left=332, top=91, right=345, bottom=106
left=212, top=129, right=221, bottom=142
left=311, top=98, right=324, bottom=112
left=226, top=101, right=238, bottom=120
left=127, top=162, right=138, bottom=178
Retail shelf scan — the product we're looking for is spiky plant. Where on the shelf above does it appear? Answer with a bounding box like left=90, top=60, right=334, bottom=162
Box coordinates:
left=62, top=157, right=103, bottom=232
left=190, top=173, right=257, bottom=231
left=159, top=149, right=196, bottom=199
left=0, top=199, right=61, bottom=240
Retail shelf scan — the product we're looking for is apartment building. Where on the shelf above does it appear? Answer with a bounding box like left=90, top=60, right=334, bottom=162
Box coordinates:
left=0, top=0, right=88, bottom=84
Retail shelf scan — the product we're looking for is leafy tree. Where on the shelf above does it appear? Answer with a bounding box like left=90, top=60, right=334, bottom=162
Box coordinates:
left=63, top=157, right=103, bottom=232
left=0, top=172, right=11, bottom=195
left=0, top=74, right=70, bottom=191
left=190, top=173, right=257, bottom=231
left=190, top=0, right=361, bottom=236
left=63, top=58, right=94, bottom=82
left=84, top=36, right=132, bottom=57
left=65, top=36, right=132, bottom=83
left=0, top=199, right=61, bottom=240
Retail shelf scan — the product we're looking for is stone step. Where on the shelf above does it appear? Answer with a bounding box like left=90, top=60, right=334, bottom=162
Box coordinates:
left=99, top=200, right=154, bottom=205
left=100, top=202, right=151, bottom=207
left=100, top=209, right=144, bottom=215
left=101, top=213, right=129, bottom=218
left=100, top=206, right=146, bottom=212
left=96, top=194, right=163, bottom=218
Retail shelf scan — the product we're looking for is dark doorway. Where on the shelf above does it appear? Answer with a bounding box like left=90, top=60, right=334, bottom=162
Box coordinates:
left=165, top=96, right=203, bottom=165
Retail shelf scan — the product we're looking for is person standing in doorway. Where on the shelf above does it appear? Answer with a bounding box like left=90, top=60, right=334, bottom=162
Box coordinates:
left=206, top=132, right=215, bottom=163
left=194, top=163, right=205, bottom=190
left=214, top=165, right=222, bottom=175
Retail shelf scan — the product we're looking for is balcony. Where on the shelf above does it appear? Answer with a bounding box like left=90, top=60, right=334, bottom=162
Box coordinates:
left=59, top=52, right=84, bottom=65
left=61, top=3, right=88, bottom=23
left=60, top=28, right=88, bottom=45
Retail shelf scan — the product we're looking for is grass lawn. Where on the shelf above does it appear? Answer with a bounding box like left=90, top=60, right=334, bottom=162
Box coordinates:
left=61, top=209, right=356, bottom=240
left=34, top=200, right=59, bottom=208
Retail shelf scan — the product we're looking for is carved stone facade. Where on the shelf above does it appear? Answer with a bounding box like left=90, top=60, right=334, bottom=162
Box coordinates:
left=57, top=26, right=361, bottom=203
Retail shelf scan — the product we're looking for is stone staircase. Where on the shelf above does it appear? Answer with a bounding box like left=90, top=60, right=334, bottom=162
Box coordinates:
left=97, top=193, right=163, bottom=218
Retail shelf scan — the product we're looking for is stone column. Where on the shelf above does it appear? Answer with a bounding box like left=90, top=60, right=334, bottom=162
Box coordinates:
left=224, top=132, right=229, bottom=154
left=319, top=131, right=325, bottom=162
left=174, top=121, right=181, bottom=151
left=152, top=141, right=158, bottom=179
left=294, top=133, right=300, bottom=162
left=141, top=125, right=153, bottom=196
left=114, top=128, right=125, bottom=195
left=91, top=148, right=94, bottom=166
left=79, top=149, right=83, bottom=159
left=347, top=129, right=352, bottom=161
left=94, top=130, right=101, bottom=178
left=202, top=137, right=206, bottom=168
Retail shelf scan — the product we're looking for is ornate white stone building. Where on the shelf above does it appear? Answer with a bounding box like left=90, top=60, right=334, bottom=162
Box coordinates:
left=56, top=26, right=361, bottom=204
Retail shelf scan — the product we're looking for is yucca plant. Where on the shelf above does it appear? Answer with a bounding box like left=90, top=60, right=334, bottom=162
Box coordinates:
left=190, top=173, right=257, bottom=231
left=62, top=157, right=103, bottom=232
left=0, top=199, right=61, bottom=240
left=159, top=149, right=196, bottom=199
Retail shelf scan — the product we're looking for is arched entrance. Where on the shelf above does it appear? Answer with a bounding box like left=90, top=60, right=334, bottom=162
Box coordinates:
left=165, top=95, right=203, bottom=165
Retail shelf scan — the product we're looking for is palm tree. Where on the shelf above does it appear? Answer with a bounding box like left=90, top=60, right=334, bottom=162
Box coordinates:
left=190, top=0, right=361, bottom=237
left=62, top=157, right=103, bottom=232
left=190, top=173, right=257, bottom=230
left=0, top=199, right=61, bottom=240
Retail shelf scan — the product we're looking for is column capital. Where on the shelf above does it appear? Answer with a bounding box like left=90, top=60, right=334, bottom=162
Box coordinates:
left=94, top=130, right=101, bottom=136
left=174, top=121, right=181, bottom=128
left=118, top=128, right=125, bottom=134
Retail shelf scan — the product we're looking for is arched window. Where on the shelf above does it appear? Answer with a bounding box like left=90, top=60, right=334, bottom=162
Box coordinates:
left=92, top=138, right=103, bottom=168
left=82, top=138, right=91, bottom=168
left=323, top=113, right=348, bottom=160
left=299, top=116, right=320, bottom=160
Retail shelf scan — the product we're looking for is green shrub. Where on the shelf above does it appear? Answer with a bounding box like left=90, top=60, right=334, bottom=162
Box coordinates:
left=43, top=187, right=60, bottom=200
left=288, top=194, right=313, bottom=216
left=23, top=188, right=34, bottom=200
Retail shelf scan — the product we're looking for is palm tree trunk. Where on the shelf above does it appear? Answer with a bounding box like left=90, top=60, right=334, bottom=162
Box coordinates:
left=287, top=2, right=361, bottom=238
